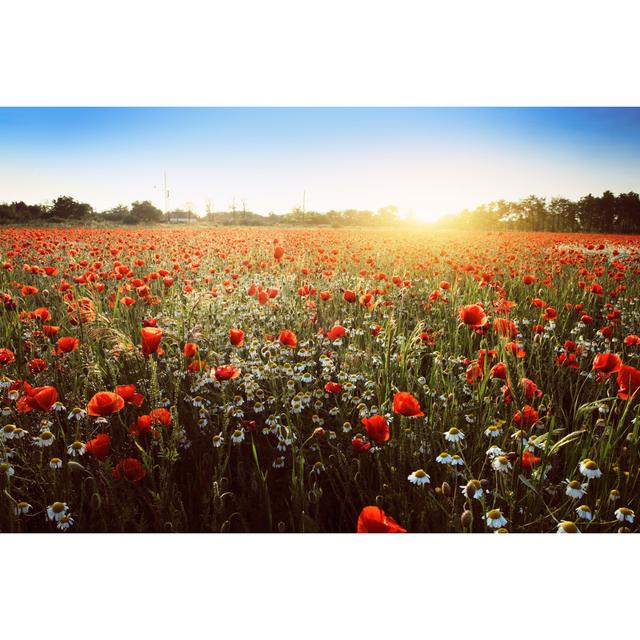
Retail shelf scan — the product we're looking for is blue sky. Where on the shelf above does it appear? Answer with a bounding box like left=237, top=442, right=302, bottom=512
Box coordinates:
left=1, top=107, right=639, bottom=219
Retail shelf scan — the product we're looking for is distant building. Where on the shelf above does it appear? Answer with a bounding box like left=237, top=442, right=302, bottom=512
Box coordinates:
left=165, top=209, right=197, bottom=224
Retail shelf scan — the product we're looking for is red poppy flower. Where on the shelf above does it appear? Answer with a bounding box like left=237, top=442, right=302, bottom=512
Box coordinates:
left=214, top=364, right=241, bottom=381
left=278, top=329, right=297, bottom=348
left=28, top=358, right=48, bottom=374
left=343, top=290, right=357, bottom=303
left=505, top=341, right=526, bottom=358
left=85, top=433, right=111, bottom=460
left=490, top=362, right=507, bottom=379
left=520, top=450, right=542, bottom=470
left=326, top=324, right=348, bottom=341
left=522, top=274, right=535, bottom=285
left=274, top=245, right=285, bottom=262
left=393, top=391, right=424, bottom=417
left=42, top=325, right=60, bottom=338
left=459, top=304, right=487, bottom=328
left=0, top=348, right=15, bottom=366
left=556, top=353, right=579, bottom=369
left=513, top=405, right=540, bottom=429
left=493, top=317, right=518, bottom=338
left=57, top=336, right=79, bottom=353
left=17, top=385, right=58, bottom=412
left=466, top=362, right=483, bottom=384
left=624, top=335, right=640, bottom=346
left=141, top=327, right=163, bottom=355
left=87, top=391, right=125, bottom=417
left=357, top=506, right=406, bottom=533
left=229, top=329, right=244, bottom=346
left=131, top=414, right=157, bottom=437
left=183, top=342, right=198, bottom=358
left=617, top=364, right=640, bottom=400
left=521, top=378, right=543, bottom=402
left=115, top=384, right=144, bottom=407
left=592, top=353, right=622, bottom=376
left=112, top=457, right=147, bottom=482
left=324, top=382, right=343, bottom=394
left=149, top=407, right=172, bottom=426
left=361, top=414, right=390, bottom=444
left=352, top=437, right=372, bottom=453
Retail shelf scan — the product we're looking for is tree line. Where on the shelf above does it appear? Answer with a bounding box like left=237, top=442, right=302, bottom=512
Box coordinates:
left=1, top=191, right=639, bottom=232
left=444, top=191, right=640, bottom=234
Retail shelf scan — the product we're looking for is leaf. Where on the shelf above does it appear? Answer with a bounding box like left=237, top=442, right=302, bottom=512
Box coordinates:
left=548, top=429, right=587, bottom=456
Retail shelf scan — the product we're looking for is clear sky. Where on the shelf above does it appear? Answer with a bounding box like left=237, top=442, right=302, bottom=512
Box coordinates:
left=1, top=107, right=640, bottom=220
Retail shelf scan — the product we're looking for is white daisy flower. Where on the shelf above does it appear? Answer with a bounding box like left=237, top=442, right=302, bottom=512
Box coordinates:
left=14, top=501, right=32, bottom=515
left=563, top=479, right=587, bottom=499
left=436, top=452, right=452, bottom=464
left=49, top=457, right=63, bottom=469
left=484, top=508, right=508, bottom=529
left=67, top=407, right=86, bottom=421
left=230, top=428, right=245, bottom=444
left=609, top=489, right=621, bottom=502
left=450, top=454, right=464, bottom=466
left=614, top=507, right=634, bottom=523
left=272, top=456, right=285, bottom=469
left=46, top=501, right=68, bottom=522
left=0, top=461, right=15, bottom=477
left=67, top=441, right=86, bottom=457
left=484, top=423, right=503, bottom=438
left=486, top=445, right=504, bottom=458
left=576, top=505, right=593, bottom=521
left=34, top=431, right=55, bottom=447
left=408, top=469, right=431, bottom=485
left=56, top=514, right=75, bottom=531
left=557, top=520, right=581, bottom=533
left=1, top=424, right=16, bottom=440
left=460, top=479, right=484, bottom=500
left=492, top=455, right=512, bottom=473
left=579, top=459, right=602, bottom=478
left=212, top=434, right=224, bottom=448
left=444, top=427, right=465, bottom=443
left=52, top=401, right=67, bottom=412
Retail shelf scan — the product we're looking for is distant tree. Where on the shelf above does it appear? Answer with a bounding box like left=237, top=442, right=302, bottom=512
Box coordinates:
left=616, top=192, right=640, bottom=234
left=548, top=197, right=579, bottom=232
left=130, top=200, right=163, bottom=223
left=50, top=195, right=93, bottom=220
left=375, top=205, right=398, bottom=226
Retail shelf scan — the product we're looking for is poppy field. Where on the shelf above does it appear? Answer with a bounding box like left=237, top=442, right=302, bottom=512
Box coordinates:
left=1, top=226, right=639, bottom=533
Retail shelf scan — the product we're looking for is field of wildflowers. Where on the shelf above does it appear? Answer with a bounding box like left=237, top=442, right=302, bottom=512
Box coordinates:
left=0, top=226, right=638, bottom=533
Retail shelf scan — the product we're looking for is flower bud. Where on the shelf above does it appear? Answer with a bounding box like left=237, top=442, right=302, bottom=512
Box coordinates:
left=461, top=510, right=473, bottom=528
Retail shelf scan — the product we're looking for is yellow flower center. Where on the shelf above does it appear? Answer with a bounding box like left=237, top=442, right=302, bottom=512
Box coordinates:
left=585, top=460, right=598, bottom=470
left=41, top=431, right=54, bottom=440
left=71, top=441, right=84, bottom=449
left=449, top=428, right=459, bottom=435
left=497, top=456, right=508, bottom=465
left=561, top=521, right=578, bottom=533
left=488, top=509, right=501, bottom=519
left=569, top=480, right=581, bottom=489
left=52, top=502, right=65, bottom=513
left=415, top=469, right=427, bottom=478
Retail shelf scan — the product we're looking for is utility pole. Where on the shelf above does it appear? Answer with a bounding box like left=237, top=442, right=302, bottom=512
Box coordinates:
left=163, top=171, right=170, bottom=222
